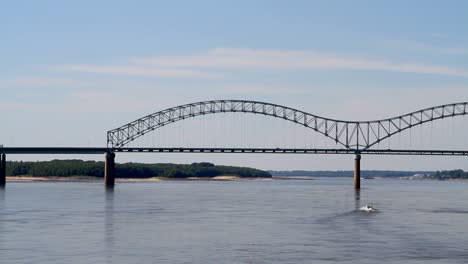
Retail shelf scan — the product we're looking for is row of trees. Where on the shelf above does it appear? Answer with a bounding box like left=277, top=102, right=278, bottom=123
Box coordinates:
left=433, top=169, right=468, bottom=179
left=269, top=170, right=433, bottom=177
left=5, top=160, right=271, bottom=178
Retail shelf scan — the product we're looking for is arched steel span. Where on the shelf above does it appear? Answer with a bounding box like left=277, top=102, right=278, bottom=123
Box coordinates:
left=107, top=100, right=468, bottom=150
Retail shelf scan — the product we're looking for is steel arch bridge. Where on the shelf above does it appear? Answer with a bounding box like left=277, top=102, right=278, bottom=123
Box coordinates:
left=107, top=100, right=468, bottom=150
left=2, top=99, right=468, bottom=189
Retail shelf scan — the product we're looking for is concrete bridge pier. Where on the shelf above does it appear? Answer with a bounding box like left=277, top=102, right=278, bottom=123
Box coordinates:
left=0, top=154, right=5, bottom=186
left=105, top=152, right=115, bottom=187
left=354, top=153, right=361, bottom=189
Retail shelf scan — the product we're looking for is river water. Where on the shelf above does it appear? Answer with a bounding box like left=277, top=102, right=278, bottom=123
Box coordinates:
left=1, top=178, right=467, bottom=263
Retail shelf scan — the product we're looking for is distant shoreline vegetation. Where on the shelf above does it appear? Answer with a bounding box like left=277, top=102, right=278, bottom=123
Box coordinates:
left=5, top=160, right=271, bottom=178
left=269, top=170, right=432, bottom=177
left=270, top=170, right=468, bottom=180
left=5, top=160, right=468, bottom=180
left=432, top=169, right=468, bottom=180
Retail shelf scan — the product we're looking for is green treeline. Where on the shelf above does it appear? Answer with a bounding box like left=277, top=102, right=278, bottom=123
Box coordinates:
left=433, top=169, right=468, bottom=179
left=269, top=170, right=432, bottom=177
left=270, top=169, right=468, bottom=180
left=5, top=160, right=271, bottom=178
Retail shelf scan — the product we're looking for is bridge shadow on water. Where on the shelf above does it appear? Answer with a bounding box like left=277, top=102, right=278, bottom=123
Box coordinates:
left=104, top=187, right=115, bottom=264
left=0, top=186, right=5, bottom=250
left=0, top=186, right=5, bottom=212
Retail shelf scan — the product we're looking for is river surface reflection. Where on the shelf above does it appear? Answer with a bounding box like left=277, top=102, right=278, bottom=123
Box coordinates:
left=1, top=178, right=468, bottom=263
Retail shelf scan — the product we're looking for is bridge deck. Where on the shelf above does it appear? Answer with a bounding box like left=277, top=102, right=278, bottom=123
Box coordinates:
left=1, top=147, right=468, bottom=156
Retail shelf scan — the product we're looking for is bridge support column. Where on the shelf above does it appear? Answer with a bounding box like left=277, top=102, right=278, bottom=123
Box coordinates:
left=0, top=154, right=5, bottom=186
left=354, top=153, right=361, bottom=189
left=105, top=152, right=115, bottom=187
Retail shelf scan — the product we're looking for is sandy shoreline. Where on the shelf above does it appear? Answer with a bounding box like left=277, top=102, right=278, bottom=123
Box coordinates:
left=6, top=175, right=275, bottom=182
left=9, top=176, right=465, bottom=182
left=7, top=176, right=102, bottom=182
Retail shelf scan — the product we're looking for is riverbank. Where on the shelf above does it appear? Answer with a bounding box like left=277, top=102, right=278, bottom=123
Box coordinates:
left=5, top=160, right=271, bottom=179
left=6, top=175, right=275, bottom=182
left=7, top=176, right=101, bottom=182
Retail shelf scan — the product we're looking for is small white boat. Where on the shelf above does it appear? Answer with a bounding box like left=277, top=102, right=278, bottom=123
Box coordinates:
left=360, top=204, right=377, bottom=212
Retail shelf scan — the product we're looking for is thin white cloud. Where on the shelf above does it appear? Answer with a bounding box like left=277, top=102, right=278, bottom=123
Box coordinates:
left=55, top=65, right=222, bottom=79
left=133, top=48, right=468, bottom=77
left=385, top=39, right=468, bottom=56
left=55, top=48, right=468, bottom=78
left=0, top=77, right=79, bottom=87
left=0, top=90, right=168, bottom=114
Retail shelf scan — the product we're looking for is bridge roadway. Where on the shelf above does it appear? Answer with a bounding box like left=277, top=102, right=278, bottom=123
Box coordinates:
left=1, top=147, right=467, bottom=188
left=1, top=147, right=468, bottom=156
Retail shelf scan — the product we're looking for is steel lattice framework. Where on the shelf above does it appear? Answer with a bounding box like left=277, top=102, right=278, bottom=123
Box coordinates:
left=107, top=100, right=468, bottom=150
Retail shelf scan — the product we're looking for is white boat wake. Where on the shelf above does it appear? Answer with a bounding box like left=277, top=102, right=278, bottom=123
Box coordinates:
left=359, top=204, right=378, bottom=212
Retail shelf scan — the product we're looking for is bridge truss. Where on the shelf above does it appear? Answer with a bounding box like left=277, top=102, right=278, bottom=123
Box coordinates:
left=107, top=100, right=468, bottom=151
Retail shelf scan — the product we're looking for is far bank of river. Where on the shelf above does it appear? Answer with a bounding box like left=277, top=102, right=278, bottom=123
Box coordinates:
left=6, top=175, right=274, bottom=182
left=9, top=175, right=468, bottom=182
left=5, top=160, right=272, bottom=179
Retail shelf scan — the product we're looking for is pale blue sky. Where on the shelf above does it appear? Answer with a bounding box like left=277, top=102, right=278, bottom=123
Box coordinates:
left=1, top=0, right=468, bottom=170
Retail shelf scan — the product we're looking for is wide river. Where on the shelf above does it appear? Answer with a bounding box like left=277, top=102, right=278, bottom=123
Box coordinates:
left=1, top=178, right=467, bottom=263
